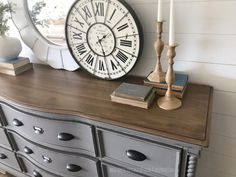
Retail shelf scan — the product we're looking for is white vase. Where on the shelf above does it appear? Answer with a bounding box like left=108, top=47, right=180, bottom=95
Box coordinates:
left=0, top=36, right=22, bottom=61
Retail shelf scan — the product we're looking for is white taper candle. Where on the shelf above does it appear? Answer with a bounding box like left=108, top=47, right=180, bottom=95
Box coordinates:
left=157, top=0, right=163, bottom=22
left=169, top=0, right=175, bottom=46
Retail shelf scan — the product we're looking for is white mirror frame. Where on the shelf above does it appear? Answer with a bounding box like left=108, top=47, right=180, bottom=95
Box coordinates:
left=7, top=0, right=79, bottom=71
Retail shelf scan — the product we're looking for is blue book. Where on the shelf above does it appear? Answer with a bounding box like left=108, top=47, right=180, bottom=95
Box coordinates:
left=0, top=57, right=30, bottom=70
left=144, top=73, right=188, bottom=91
left=113, top=83, right=153, bottom=101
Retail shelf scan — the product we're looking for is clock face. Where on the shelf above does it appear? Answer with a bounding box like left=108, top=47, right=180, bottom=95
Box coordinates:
left=65, top=0, right=143, bottom=80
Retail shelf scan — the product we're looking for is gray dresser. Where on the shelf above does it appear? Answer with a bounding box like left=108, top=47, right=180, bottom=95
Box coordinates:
left=0, top=64, right=213, bottom=177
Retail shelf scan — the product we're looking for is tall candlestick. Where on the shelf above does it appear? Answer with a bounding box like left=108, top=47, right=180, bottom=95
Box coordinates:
left=157, top=44, right=182, bottom=110
left=169, top=0, right=175, bottom=46
left=157, top=0, right=163, bottom=22
left=147, top=21, right=165, bottom=83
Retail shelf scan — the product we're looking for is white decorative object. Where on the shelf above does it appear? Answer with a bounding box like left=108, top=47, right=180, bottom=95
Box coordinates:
left=7, top=0, right=79, bottom=71
left=157, top=0, right=163, bottom=22
left=169, top=0, right=175, bottom=46
left=0, top=36, right=22, bottom=61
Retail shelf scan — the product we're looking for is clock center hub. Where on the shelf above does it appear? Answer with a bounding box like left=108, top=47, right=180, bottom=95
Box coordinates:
left=87, top=23, right=116, bottom=57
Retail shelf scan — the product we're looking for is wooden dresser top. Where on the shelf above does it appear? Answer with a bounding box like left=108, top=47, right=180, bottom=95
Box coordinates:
left=0, top=64, right=213, bottom=147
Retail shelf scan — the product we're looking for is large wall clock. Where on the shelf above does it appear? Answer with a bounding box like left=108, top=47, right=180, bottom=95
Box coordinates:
left=65, top=0, right=143, bottom=80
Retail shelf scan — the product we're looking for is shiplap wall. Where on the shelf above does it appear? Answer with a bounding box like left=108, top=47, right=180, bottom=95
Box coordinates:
left=9, top=0, right=236, bottom=177
left=126, top=0, right=236, bottom=177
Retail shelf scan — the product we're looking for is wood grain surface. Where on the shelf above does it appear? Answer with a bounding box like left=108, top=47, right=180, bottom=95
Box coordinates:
left=0, top=64, right=213, bottom=147
left=0, top=173, right=14, bottom=177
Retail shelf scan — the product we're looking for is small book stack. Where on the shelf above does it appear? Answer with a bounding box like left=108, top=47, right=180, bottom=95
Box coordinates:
left=111, top=83, right=156, bottom=109
left=0, top=57, right=32, bottom=76
left=144, top=73, right=188, bottom=98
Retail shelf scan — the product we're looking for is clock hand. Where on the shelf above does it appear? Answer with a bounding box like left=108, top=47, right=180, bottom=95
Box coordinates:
left=96, top=34, right=110, bottom=44
left=102, top=33, right=109, bottom=40
left=98, top=39, right=106, bottom=56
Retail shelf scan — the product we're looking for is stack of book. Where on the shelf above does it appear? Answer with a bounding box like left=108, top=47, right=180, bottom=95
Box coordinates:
left=0, top=57, right=32, bottom=76
left=144, top=73, right=188, bottom=98
left=110, top=83, right=156, bottom=109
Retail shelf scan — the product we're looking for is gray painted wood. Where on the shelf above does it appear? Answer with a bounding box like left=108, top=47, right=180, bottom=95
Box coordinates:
left=18, top=155, right=59, bottom=177
left=9, top=132, right=99, bottom=177
left=0, top=163, right=26, bottom=177
left=98, top=129, right=182, bottom=177
left=0, top=102, right=203, bottom=177
left=0, top=129, right=11, bottom=150
left=102, top=163, right=149, bottom=177
left=1, top=104, right=95, bottom=156
left=185, top=155, right=198, bottom=177
left=0, top=147, right=21, bottom=171
left=1, top=102, right=201, bottom=153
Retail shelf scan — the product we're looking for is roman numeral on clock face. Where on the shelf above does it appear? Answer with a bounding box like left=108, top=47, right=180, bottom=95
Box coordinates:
left=76, top=44, right=87, bottom=55
left=117, top=23, right=128, bottom=31
left=116, top=51, right=128, bottom=63
left=73, top=32, right=82, bottom=40
left=82, top=6, right=92, bottom=20
left=85, top=54, right=94, bottom=66
left=74, top=17, right=85, bottom=28
left=110, top=60, right=117, bottom=70
left=109, top=9, right=116, bottom=21
left=95, top=2, right=104, bottom=16
left=120, top=40, right=132, bottom=47
left=99, top=60, right=105, bottom=71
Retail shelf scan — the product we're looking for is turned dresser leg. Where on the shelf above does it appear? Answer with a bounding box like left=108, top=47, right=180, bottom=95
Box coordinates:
left=186, top=154, right=198, bottom=177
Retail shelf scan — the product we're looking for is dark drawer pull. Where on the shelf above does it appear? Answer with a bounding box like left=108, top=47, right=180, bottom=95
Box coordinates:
left=33, top=126, right=44, bottom=134
left=42, top=155, right=52, bottom=163
left=24, top=146, right=34, bottom=155
left=58, top=133, right=74, bottom=141
left=0, top=154, right=7, bottom=159
left=33, top=170, right=42, bottom=177
left=126, top=150, right=147, bottom=161
left=12, top=119, right=23, bottom=127
left=66, top=164, right=82, bottom=172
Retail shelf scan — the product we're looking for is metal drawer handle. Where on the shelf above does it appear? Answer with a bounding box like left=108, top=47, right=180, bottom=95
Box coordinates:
left=12, top=119, right=23, bottom=127
left=126, top=150, right=147, bottom=161
left=57, top=133, right=74, bottom=141
left=42, top=155, right=52, bottom=163
left=33, top=170, right=42, bottom=177
left=33, top=126, right=44, bottom=134
left=0, top=153, right=7, bottom=159
left=24, top=146, right=34, bottom=155
left=66, top=164, right=82, bottom=172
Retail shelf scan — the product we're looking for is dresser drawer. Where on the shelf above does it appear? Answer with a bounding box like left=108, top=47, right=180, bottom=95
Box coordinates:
left=10, top=131, right=100, bottom=177
left=1, top=104, right=95, bottom=155
left=98, top=129, right=182, bottom=177
left=102, top=163, right=146, bottom=177
left=0, top=146, right=20, bottom=171
left=0, top=128, right=11, bottom=150
left=18, top=155, right=59, bottom=177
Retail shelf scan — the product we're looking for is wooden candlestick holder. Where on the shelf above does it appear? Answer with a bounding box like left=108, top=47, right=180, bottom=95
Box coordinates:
left=147, top=21, right=165, bottom=83
left=157, top=44, right=182, bottom=110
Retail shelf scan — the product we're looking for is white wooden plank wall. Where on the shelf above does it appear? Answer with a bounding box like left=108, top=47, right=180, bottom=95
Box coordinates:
left=125, top=0, right=236, bottom=177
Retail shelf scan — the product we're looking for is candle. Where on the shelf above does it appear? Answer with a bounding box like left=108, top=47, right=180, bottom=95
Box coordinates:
left=157, top=0, right=163, bottom=22
left=169, top=0, right=175, bottom=46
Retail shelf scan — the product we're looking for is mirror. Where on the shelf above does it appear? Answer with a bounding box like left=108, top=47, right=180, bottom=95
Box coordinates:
left=27, top=0, right=74, bottom=45
left=8, top=0, right=79, bottom=71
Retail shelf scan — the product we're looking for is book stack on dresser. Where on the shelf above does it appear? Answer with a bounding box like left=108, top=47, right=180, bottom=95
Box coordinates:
left=0, top=57, right=32, bottom=76
left=111, top=83, right=155, bottom=109
left=144, top=73, right=188, bottom=98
